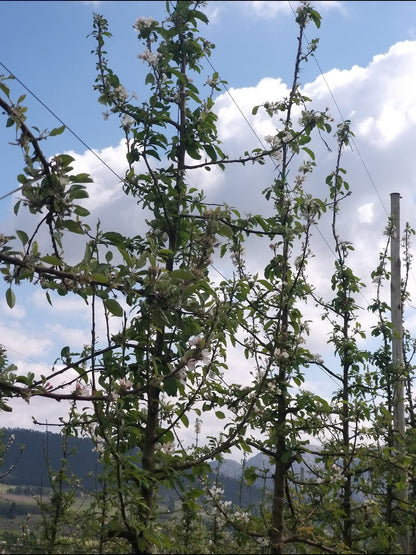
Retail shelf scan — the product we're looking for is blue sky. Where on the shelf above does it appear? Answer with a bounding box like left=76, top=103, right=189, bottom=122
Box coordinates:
left=2, top=1, right=416, bottom=446
left=2, top=1, right=416, bottom=160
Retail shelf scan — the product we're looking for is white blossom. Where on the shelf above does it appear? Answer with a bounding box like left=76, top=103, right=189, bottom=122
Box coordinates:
left=186, top=359, right=197, bottom=372
left=92, top=440, right=105, bottom=455
left=268, top=382, right=282, bottom=395
left=206, top=77, right=218, bottom=88
left=298, top=161, right=312, bottom=174
left=273, top=348, right=289, bottom=360
left=115, top=85, right=128, bottom=100
left=162, top=441, right=175, bottom=455
left=121, top=115, right=133, bottom=129
left=134, top=16, right=156, bottom=30
left=138, top=49, right=160, bottom=66
left=177, top=367, right=187, bottom=384
left=264, top=134, right=283, bottom=163
left=200, top=348, right=211, bottom=364
left=235, top=511, right=250, bottom=524
left=208, top=485, right=224, bottom=498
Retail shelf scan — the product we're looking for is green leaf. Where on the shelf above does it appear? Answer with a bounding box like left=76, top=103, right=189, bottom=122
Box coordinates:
left=55, top=154, right=74, bottom=166
left=71, top=173, right=92, bottom=184
left=180, top=413, right=189, bottom=428
left=244, top=467, right=257, bottom=486
left=170, top=269, right=194, bottom=280
left=302, top=146, right=315, bottom=160
left=41, top=255, right=62, bottom=266
left=0, top=81, right=10, bottom=97
left=61, top=346, right=70, bottom=358
left=192, top=9, right=209, bottom=24
left=74, top=206, right=90, bottom=217
left=62, top=220, right=83, bottom=234
left=49, top=125, right=65, bottom=136
left=102, top=231, right=125, bottom=247
left=92, top=273, right=109, bottom=283
left=215, top=410, right=225, bottom=419
left=6, top=288, right=15, bottom=309
left=164, top=377, right=178, bottom=396
left=69, top=185, right=89, bottom=199
left=16, top=230, right=28, bottom=246
left=104, top=298, right=123, bottom=317
left=310, top=8, right=321, bottom=28
left=217, top=224, right=233, bottom=239
left=145, top=72, right=155, bottom=85
left=0, top=400, right=12, bottom=412
left=14, top=200, right=22, bottom=215
left=204, top=143, right=217, bottom=162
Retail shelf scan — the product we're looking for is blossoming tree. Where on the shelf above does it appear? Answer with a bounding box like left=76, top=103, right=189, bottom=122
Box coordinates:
left=2, top=2, right=416, bottom=554
left=0, top=1, right=293, bottom=552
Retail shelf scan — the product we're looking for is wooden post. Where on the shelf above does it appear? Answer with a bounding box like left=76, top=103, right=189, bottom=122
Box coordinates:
left=390, top=192, right=408, bottom=553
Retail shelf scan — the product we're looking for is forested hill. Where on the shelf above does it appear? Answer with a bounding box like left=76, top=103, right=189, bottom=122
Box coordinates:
left=0, top=428, right=264, bottom=507
left=0, top=428, right=101, bottom=490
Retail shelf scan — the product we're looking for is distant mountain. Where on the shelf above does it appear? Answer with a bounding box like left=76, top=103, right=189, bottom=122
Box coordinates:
left=0, top=427, right=101, bottom=490
left=212, top=446, right=322, bottom=482
left=247, top=448, right=322, bottom=478
left=210, top=457, right=242, bottom=480
left=0, top=428, right=325, bottom=510
left=0, top=428, right=265, bottom=508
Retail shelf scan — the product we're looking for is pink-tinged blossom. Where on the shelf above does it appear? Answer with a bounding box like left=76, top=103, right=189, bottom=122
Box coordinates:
left=119, top=378, right=133, bottom=390
left=74, top=382, right=89, bottom=396
left=177, top=368, right=187, bottom=384
left=186, top=359, right=197, bottom=372
left=189, top=336, right=203, bottom=347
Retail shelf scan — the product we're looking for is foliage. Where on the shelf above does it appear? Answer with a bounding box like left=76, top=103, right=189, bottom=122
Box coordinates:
left=1, top=1, right=416, bottom=554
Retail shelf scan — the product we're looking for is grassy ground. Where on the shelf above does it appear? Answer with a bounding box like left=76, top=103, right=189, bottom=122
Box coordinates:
left=0, top=483, right=44, bottom=531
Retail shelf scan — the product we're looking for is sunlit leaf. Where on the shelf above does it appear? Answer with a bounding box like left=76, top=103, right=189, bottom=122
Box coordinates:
left=104, top=298, right=123, bottom=317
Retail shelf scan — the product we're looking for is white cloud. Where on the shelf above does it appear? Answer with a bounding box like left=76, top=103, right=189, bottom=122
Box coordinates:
left=65, top=139, right=128, bottom=211
left=204, top=2, right=222, bottom=24
left=246, top=0, right=293, bottom=19
left=358, top=202, right=374, bottom=224
left=0, top=299, right=26, bottom=320
left=215, top=77, right=290, bottom=145
left=244, top=0, right=345, bottom=19
left=0, top=321, right=53, bottom=360
left=32, top=289, right=88, bottom=313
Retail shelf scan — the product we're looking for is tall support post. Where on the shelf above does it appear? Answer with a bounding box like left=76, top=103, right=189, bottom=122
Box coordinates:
left=390, top=192, right=408, bottom=553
